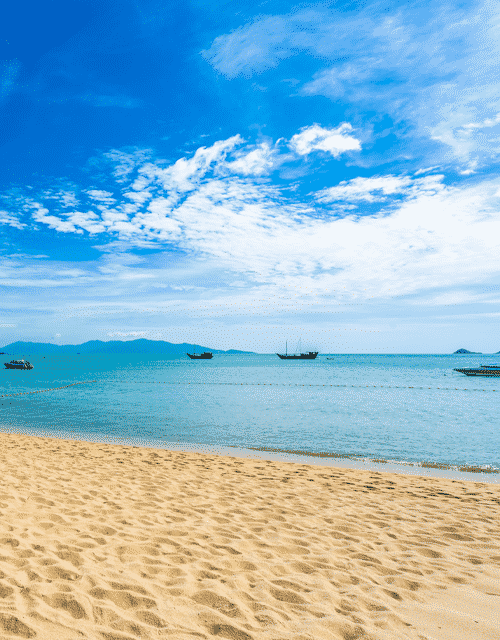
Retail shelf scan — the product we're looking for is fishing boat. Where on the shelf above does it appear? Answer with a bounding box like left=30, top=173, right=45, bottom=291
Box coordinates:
left=187, top=351, right=213, bottom=360
left=276, top=340, right=318, bottom=360
left=454, top=363, right=500, bottom=376
left=277, top=352, right=318, bottom=360
left=4, top=359, right=33, bottom=370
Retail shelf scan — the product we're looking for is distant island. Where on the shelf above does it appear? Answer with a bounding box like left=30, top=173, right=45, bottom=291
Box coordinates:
left=453, top=348, right=482, bottom=354
left=0, top=339, right=256, bottom=355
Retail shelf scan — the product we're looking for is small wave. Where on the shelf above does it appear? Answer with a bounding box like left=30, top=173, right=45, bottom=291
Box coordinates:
left=243, top=445, right=500, bottom=474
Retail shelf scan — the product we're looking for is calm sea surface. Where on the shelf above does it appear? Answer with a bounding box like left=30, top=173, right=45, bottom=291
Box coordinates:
left=0, top=353, right=499, bottom=472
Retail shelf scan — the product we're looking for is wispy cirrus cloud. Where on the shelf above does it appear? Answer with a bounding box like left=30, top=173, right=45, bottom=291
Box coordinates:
left=0, top=60, right=21, bottom=104
left=107, top=331, right=147, bottom=337
left=203, top=2, right=500, bottom=169
left=0, top=210, right=25, bottom=229
left=101, top=148, right=154, bottom=183
left=314, top=174, right=445, bottom=204
left=202, top=14, right=302, bottom=79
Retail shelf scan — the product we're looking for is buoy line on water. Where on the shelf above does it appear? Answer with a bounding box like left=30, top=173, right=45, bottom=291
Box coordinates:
left=2, top=380, right=498, bottom=399
left=125, top=381, right=498, bottom=392
left=0, top=380, right=97, bottom=399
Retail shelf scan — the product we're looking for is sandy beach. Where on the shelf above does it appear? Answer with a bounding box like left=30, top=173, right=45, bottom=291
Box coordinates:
left=0, top=433, right=498, bottom=639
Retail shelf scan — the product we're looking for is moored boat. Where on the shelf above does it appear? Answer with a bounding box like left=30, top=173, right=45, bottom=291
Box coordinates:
left=277, top=352, right=318, bottom=360
left=4, top=359, right=33, bottom=370
left=276, top=340, right=318, bottom=360
left=187, top=352, right=213, bottom=360
left=454, top=364, right=500, bottom=376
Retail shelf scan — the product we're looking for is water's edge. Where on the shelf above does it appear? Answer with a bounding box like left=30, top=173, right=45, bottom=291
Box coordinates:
left=1, top=424, right=498, bottom=485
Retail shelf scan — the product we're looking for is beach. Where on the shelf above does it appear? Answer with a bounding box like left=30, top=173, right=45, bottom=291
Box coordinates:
left=0, top=433, right=498, bottom=640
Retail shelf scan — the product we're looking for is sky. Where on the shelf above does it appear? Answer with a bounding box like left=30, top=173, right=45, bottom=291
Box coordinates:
left=1, top=0, right=500, bottom=353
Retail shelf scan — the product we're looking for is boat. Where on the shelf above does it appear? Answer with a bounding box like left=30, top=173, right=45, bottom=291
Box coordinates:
left=277, top=352, right=318, bottom=360
left=454, top=363, right=500, bottom=376
left=187, top=352, right=213, bottom=360
left=4, top=359, right=33, bottom=370
left=276, top=340, right=318, bottom=360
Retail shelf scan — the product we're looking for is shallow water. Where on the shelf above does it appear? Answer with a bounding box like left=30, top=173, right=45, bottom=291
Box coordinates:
left=1, top=353, right=499, bottom=471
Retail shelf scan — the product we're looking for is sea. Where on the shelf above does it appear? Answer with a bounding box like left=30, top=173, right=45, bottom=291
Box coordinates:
left=1, top=352, right=499, bottom=480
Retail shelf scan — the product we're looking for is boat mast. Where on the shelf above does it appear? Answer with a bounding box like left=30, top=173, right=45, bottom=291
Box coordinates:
left=296, top=337, right=301, bottom=355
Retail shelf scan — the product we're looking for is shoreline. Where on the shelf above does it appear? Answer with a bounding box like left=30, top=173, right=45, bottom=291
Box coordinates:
left=0, top=431, right=498, bottom=639
left=1, top=423, right=499, bottom=484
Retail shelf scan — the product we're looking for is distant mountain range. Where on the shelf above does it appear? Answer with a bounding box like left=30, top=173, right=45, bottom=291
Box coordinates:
left=0, top=339, right=255, bottom=355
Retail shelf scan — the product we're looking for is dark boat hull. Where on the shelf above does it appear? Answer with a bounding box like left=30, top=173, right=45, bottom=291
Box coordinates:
left=4, top=363, right=33, bottom=370
left=454, top=368, right=500, bottom=376
left=187, top=353, right=213, bottom=359
left=276, top=352, right=318, bottom=360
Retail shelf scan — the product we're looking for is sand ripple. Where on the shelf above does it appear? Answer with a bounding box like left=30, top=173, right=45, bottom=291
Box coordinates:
left=0, top=434, right=498, bottom=639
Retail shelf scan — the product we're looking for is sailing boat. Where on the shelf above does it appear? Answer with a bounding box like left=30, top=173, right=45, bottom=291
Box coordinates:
left=187, top=345, right=213, bottom=359
left=276, top=339, right=318, bottom=360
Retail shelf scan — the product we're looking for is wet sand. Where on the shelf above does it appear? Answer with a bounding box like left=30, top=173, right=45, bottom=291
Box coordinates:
left=0, top=432, right=498, bottom=639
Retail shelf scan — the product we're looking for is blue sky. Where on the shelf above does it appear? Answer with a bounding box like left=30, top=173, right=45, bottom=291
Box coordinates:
left=1, top=0, right=500, bottom=352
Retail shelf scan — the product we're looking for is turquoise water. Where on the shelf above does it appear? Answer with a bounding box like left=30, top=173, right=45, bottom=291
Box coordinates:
left=0, top=353, right=499, bottom=471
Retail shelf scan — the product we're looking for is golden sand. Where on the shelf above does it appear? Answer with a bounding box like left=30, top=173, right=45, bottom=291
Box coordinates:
left=0, top=433, right=498, bottom=640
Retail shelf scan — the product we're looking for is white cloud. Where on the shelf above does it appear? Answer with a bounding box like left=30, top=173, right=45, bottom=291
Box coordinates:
left=107, top=331, right=147, bottom=337
left=202, top=15, right=296, bottom=78
left=86, top=190, right=116, bottom=204
left=59, top=192, right=79, bottom=208
left=10, top=136, right=500, bottom=307
left=289, top=124, right=361, bottom=157
left=204, top=2, right=500, bottom=168
left=64, top=210, right=106, bottom=235
left=0, top=324, right=16, bottom=328
left=224, top=142, right=277, bottom=175
left=316, top=175, right=413, bottom=203
left=31, top=204, right=82, bottom=234
left=414, top=166, right=441, bottom=175
left=41, top=189, right=80, bottom=208
left=103, top=149, right=153, bottom=183
left=151, top=135, right=243, bottom=192
left=460, top=113, right=500, bottom=132
left=124, top=190, right=152, bottom=204
left=0, top=210, right=25, bottom=229
left=315, top=174, right=445, bottom=204
left=4, top=254, right=49, bottom=259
